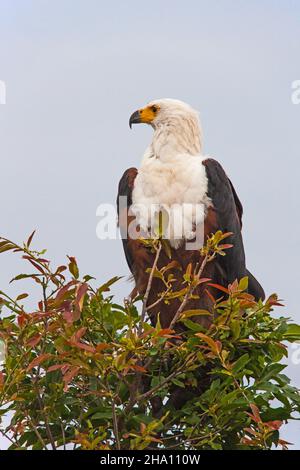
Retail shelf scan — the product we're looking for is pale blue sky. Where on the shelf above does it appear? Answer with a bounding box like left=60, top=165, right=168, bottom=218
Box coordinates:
left=0, top=0, right=299, bottom=448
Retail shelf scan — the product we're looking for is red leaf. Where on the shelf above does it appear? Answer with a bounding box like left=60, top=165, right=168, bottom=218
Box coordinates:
left=76, top=283, right=88, bottom=311
left=63, top=366, right=80, bottom=391
left=240, top=300, right=257, bottom=308
left=55, top=280, right=77, bottom=303
left=157, top=328, right=175, bottom=337
left=26, top=230, right=36, bottom=247
left=218, top=243, right=233, bottom=250
left=207, top=283, right=229, bottom=294
left=47, top=364, right=68, bottom=373
left=195, top=333, right=221, bottom=354
left=72, top=342, right=95, bottom=353
left=55, top=265, right=67, bottom=276
left=248, top=403, right=261, bottom=423
left=228, top=279, right=239, bottom=293
left=0, top=371, right=5, bottom=387
left=244, top=427, right=259, bottom=437
left=241, top=437, right=256, bottom=445
left=26, top=334, right=41, bottom=348
left=72, top=283, right=88, bottom=321
left=239, top=292, right=255, bottom=301
left=197, top=277, right=211, bottom=285
left=17, top=313, right=28, bottom=328
left=73, top=327, right=87, bottom=342
left=27, top=353, right=52, bottom=371
left=61, top=365, right=69, bottom=374
left=69, top=328, right=95, bottom=353
left=30, top=311, right=56, bottom=323
left=266, top=294, right=284, bottom=307
left=22, top=256, right=46, bottom=274
left=140, top=328, right=155, bottom=339
left=63, top=311, right=74, bottom=324
left=130, top=364, right=147, bottom=373
left=95, top=343, right=110, bottom=352
left=204, top=288, right=216, bottom=304
left=278, top=438, right=292, bottom=449
left=265, top=420, right=282, bottom=431
left=220, top=231, right=233, bottom=238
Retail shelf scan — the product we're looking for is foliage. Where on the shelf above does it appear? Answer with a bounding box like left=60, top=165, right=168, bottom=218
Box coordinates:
left=0, top=232, right=300, bottom=450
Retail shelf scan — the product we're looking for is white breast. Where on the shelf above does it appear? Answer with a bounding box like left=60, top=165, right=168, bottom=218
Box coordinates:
left=131, top=151, right=211, bottom=247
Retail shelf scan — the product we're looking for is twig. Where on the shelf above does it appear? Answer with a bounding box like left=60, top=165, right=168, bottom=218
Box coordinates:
left=146, top=286, right=172, bottom=311
left=60, top=420, right=66, bottom=450
left=152, top=427, right=225, bottom=450
left=28, top=280, right=57, bottom=450
left=137, top=364, right=187, bottom=402
left=112, top=400, right=121, bottom=450
left=0, top=428, right=18, bottom=446
left=33, top=383, right=57, bottom=450
left=169, top=253, right=209, bottom=329
left=138, top=241, right=162, bottom=335
left=26, top=414, right=48, bottom=450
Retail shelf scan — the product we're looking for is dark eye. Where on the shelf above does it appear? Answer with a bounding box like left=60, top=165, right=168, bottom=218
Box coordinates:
left=151, top=105, right=158, bottom=113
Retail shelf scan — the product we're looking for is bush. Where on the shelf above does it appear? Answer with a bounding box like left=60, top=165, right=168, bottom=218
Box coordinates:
left=0, top=233, right=300, bottom=450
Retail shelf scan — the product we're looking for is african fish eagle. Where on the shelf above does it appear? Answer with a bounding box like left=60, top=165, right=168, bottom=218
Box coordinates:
left=117, top=99, right=264, bottom=329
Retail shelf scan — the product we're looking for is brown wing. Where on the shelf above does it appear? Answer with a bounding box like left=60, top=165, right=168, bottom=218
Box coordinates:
left=203, top=158, right=264, bottom=300
left=228, top=178, right=243, bottom=228
left=203, top=158, right=246, bottom=283
left=116, top=167, right=138, bottom=274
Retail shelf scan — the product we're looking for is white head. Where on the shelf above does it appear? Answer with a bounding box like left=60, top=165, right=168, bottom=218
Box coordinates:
left=129, top=98, right=203, bottom=159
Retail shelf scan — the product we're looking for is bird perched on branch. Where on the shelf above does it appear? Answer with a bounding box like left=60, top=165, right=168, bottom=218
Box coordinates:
left=117, top=99, right=264, bottom=328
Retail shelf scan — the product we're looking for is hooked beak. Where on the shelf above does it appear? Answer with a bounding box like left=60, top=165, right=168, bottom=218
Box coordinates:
left=129, top=110, right=141, bottom=129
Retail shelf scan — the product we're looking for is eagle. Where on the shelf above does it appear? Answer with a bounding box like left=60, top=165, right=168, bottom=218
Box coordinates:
left=117, top=99, right=264, bottom=329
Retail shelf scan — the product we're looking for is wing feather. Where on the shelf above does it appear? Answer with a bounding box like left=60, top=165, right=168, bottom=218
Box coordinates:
left=203, top=158, right=264, bottom=300
left=117, top=167, right=138, bottom=273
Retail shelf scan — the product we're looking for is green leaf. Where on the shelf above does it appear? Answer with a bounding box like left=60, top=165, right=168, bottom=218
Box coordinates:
left=172, top=378, right=185, bottom=388
left=232, top=353, right=250, bottom=374
left=260, top=363, right=287, bottom=382
left=283, top=323, right=300, bottom=341
left=180, top=309, right=211, bottom=319
left=0, top=243, right=15, bottom=253
left=238, top=276, right=248, bottom=291
left=89, top=411, right=113, bottom=421
left=182, top=319, right=206, bottom=332
left=230, top=320, right=241, bottom=340
left=260, top=407, right=292, bottom=422
left=16, top=293, right=28, bottom=302
left=97, top=276, right=122, bottom=293
left=68, top=256, right=79, bottom=279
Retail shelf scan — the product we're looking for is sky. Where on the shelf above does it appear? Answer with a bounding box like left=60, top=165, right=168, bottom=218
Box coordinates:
left=0, top=0, right=299, bottom=449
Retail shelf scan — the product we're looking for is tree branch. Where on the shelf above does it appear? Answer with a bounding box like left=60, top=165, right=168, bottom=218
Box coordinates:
left=138, top=241, right=162, bottom=335
left=169, top=253, right=209, bottom=329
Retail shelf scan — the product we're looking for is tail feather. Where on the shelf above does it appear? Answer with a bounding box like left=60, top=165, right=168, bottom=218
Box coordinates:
left=246, top=269, right=265, bottom=301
